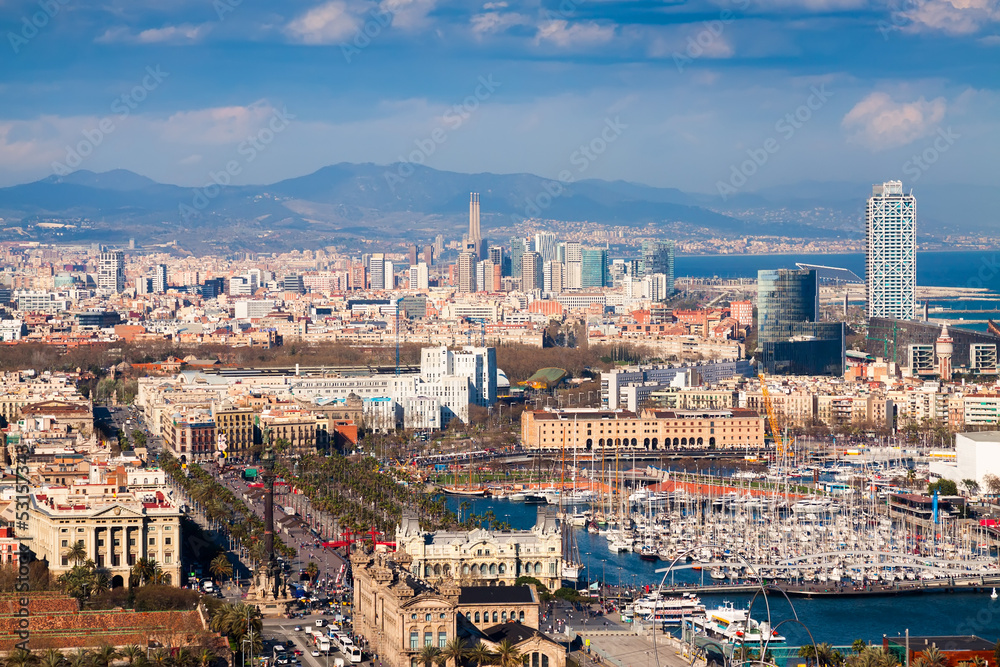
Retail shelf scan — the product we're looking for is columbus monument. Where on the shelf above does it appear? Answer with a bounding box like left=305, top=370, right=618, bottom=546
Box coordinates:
left=246, top=425, right=292, bottom=616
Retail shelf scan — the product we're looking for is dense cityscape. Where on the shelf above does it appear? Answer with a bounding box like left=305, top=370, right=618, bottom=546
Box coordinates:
left=3, top=174, right=1000, bottom=667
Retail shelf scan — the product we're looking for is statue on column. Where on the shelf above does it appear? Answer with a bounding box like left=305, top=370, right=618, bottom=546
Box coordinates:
left=249, top=424, right=292, bottom=613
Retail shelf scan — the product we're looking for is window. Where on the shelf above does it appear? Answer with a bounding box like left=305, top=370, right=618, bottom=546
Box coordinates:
left=440, top=613, right=446, bottom=620
left=492, top=612, right=498, bottom=623
left=474, top=612, right=480, bottom=623
left=164, top=553, right=172, bottom=564
left=149, top=538, right=156, bottom=546
left=410, top=631, right=418, bottom=650
left=165, top=538, right=172, bottom=545
left=438, top=632, right=447, bottom=648
left=425, top=614, right=431, bottom=622
left=61, top=540, right=68, bottom=547
left=424, top=632, right=432, bottom=646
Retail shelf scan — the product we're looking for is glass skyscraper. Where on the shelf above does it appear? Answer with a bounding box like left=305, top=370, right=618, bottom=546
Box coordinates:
left=641, top=240, right=675, bottom=293
left=866, top=180, right=915, bottom=321
left=758, top=268, right=843, bottom=375
left=581, top=248, right=609, bottom=289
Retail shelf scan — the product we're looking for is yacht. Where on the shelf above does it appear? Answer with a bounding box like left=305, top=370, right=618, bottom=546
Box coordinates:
left=687, top=601, right=786, bottom=645
left=629, top=592, right=705, bottom=625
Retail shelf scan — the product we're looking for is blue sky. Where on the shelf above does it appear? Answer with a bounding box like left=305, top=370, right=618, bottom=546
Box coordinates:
left=0, top=0, right=997, bottom=194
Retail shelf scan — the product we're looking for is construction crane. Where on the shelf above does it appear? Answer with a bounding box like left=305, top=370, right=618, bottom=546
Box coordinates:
left=758, top=373, right=784, bottom=461
left=469, top=318, right=487, bottom=346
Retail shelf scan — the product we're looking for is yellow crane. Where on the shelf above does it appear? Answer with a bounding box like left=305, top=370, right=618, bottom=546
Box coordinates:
left=758, top=373, right=784, bottom=460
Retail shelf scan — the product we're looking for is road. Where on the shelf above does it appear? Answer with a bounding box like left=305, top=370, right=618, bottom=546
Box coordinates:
left=265, top=614, right=367, bottom=667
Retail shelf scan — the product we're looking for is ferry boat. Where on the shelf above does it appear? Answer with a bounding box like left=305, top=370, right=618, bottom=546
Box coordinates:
left=687, top=601, right=786, bottom=645
left=629, top=592, right=705, bottom=625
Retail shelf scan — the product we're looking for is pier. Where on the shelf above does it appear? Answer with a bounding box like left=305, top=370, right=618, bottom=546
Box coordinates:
left=655, top=572, right=1000, bottom=597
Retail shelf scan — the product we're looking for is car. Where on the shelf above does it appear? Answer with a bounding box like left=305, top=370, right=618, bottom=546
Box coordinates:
left=294, top=626, right=302, bottom=632
left=315, top=619, right=326, bottom=627
left=311, top=651, right=320, bottom=658
left=293, top=650, right=304, bottom=657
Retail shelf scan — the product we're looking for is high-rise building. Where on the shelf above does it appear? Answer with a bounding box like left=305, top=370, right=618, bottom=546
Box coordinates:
left=152, top=264, right=168, bottom=294
left=98, top=249, right=125, bottom=293
left=349, top=261, right=367, bottom=290
left=757, top=268, right=844, bottom=375
left=477, top=258, right=496, bottom=293
left=580, top=248, right=608, bottom=289
left=465, top=193, right=485, bottom=258
left=434, top=234, right=445, bottom=255
left=489, top=246, right=503, bottom=269
left=544, top=261, right=564, bottom=294
left=422, top=245, right=434, bottom=266
left=384, top=260, right=395, bottom=290
left=866, top=180, right=915, bottom=321
left=409, top=262, right=429, bottom=290
left=458, top=251, right=477, bottom=293
left=510, top=238, right=526, bottom=279
left=535, top=232, right=557, bottom=263
left=407, top=244, right=418, bottom=266
left=369, top=253, right=386, bottom=290
left=520, top=251, right=543, bottom=292
left=641, top=240, right=675, bottom=293
left=282, top=274, right=305, bottom=293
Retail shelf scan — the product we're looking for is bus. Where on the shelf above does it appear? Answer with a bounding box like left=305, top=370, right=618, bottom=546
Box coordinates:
left=344, top=646, right=361, bottom=663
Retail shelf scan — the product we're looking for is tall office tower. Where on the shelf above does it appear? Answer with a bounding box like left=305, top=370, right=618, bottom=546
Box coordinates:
left=866, top=180, right=915, bottom=321
left=369, top=253, right=386, bottom=290
left=465, top=193, right=486, bottom=258
left=564, top=241, right=582, bottom=263
left=758, top=268, right=844, bottom=375
left=535, top=232, right=557, bottom=262
left=409, top=262, right=429, bottom=290
left=520, top=251, right=543, bottom=292
left=641, top=240, right=676, bottom=293
left=98, top=249, right=125, bottom=293
left=458, top=251, right=478, bottom=293
left=477, top=259, right=496, bottom=292
left=544, top=261, right=564, bottom=294
left=489, top=246, right=503, bottom=270
left=580, top=248, right=608, bottom=288
left=434, top=234, right=445, bottom=255
left=152, top=264, right=168, bottom=294
left=407, top=244, right=418, bottom=266
left=422, top=245, right=434, bottom=266
left=510, top=238, right=526, bottom=279
left=384, top=260, right=395, bottom=289
left=349, top=261, right=367, bottom=290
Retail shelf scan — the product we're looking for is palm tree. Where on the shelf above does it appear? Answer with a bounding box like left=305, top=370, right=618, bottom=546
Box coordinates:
left=468, top=642, right=494, bottom=667
left=131, top=558, right=159, bottom=587
left=39, top=650, right=65, bottom=667
left=197, top=650, right=216, bottom=667
left=853, top=641, right=868, bottom=655
left=970, top=657, right=987, bottom=667
left=148, top=650, right=169, bottom=667
left=917, top=646, right=946, bottom=667
left=493, top=640, right=522, bottom=667
left=6, top=649, right=40, bottom=667
left=119, top=647, right=143, bottom=667
left=210, top=555, right=233, bottom=584
left=67, top=650, right=91, bottom=667
left=305, top=561, right=320, bottom=586
left=419, top=645, right=442, bottom=667
left=63, top=541, right=88, bottom=566
left=440, top=638, right=468, bottom=667
left=91, top=646, right=117, bottom=667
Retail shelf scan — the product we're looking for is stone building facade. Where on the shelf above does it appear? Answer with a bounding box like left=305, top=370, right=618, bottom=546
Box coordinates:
left=395, top=507, right=563, bottom=590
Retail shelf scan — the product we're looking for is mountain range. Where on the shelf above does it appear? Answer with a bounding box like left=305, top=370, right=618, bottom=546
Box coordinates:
left=0, top=164, right=993, bottom=252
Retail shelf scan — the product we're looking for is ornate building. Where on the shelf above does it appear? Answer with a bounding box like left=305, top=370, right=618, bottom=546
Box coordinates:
left=395, top=508, right=563, bottom=590
left=352, top=549, right=560, bottom=667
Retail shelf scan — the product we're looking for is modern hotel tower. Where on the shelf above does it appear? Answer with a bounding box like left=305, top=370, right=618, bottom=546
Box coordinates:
left=866, top=180, right=916, bottom=321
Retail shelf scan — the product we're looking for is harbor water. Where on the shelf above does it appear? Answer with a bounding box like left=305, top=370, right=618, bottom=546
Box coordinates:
left=447, top=496, right=1000, bottom=647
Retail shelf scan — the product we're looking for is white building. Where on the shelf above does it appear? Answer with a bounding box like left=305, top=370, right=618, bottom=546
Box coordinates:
left=14, top=290, right=69, bottom=314
left=234, top=299, right=276, bottom=320
left=409, top=262, right=429, bottom=290
left=152, top=264, right=168, bottom=294
left=229, top=273, right=258, bottom=296
left=866, top=180, right=915, bottom=320
left=98, top=249, right=125, bottom=293
left=0, top=319, right=25, bottom=341
left=930, top=431, right=1000, bottom=490
left=369, top=254, right=386, bottom=290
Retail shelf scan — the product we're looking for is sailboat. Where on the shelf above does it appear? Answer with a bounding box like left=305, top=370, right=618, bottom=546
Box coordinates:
left=991, top=588, right=997, bottom=601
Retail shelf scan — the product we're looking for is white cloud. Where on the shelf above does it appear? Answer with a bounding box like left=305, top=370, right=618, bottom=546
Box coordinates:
left=96, top=23, right=212, bottom=44
left=284, top=1, right=363, bottom=44
left=155, top=101, right=284, bottom=145
left=471, top=10, right=532, bottom=35
left=178, top=154, right=202, bottom=165
left=900, top=0, right=1000, bottom=34
left=380, top=0, right=437, bottom=30
left=535, top=20, right=615, bottom=47
left=842, top=92, right=947, bottom=150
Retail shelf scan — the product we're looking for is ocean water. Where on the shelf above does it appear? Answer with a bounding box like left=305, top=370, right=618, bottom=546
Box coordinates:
left=446, top=496, right=1000, bottom=648
left=673, top=250, right=1000, bottom=290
